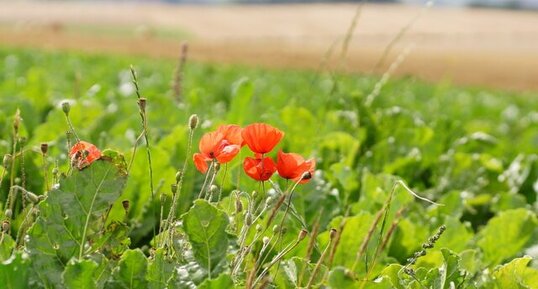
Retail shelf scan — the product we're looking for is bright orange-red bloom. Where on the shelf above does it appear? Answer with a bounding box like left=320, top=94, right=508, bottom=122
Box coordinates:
left=69, top=141, right=102, bottom=170
left=193, top=125, right=243, bottom=173
left=242, top=123, right=284, bottom=154
left=243, top=156, right=277, bottom=181
left=276, top=150, right=315, bottom=184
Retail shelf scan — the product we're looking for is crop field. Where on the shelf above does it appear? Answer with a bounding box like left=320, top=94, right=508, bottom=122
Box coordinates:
left=0, top=9, right=537, bottom=288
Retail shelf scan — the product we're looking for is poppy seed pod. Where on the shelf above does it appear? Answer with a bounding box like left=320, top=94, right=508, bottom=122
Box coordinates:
left=122, top=200, right=130, bottom=211
left=61, top=101, right=71, bottom=115
left=330, top=228, right=337, bottom=240
left=298, top=229, right=308, bottom=241
left=2, top=221, right=10, bottom=233
left=189, top=114, right=199, bottom=130
left=2, top=154, right=12, bottom=168
left=40, top=143, right=49, bottom=155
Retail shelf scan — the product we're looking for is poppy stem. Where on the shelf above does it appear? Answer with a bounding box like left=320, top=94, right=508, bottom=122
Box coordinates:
left=197, top=162, right=213, bottom=199
left=217, top=164, right=228, bottom=202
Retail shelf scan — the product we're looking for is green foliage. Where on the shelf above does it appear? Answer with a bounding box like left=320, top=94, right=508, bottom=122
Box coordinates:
left=26, top=157, right=127, bottom=287
left=0, top=47, right=537, bottom=288
left=183, top=199, right=229, bottom=276
left=107, top=249, right=148, bottom=289
left=477, top=209, right=538, bottom=266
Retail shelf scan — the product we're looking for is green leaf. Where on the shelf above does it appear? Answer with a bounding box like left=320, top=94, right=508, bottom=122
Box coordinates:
left=26, top=158, right=128, bottom=287
left=0, top=252, right=30, bottom=289
left=227, top=77, right=254, bottom=124
left=275, top=257, right=327, bottom=288
left=146, top=248, right=175, bottom=289
left=492, top=256, right=538, bottom=289
left=198, top=273, right=234, bottom=289
left=109, top=249, right=148, bottom=289
left=328, top=267, right=359, bottom=289
left=477, top=209, right=537, bottom=266
left=183, top=199, right=229, bottom=276
left=439, top=248, right=462, bottom=289
left=62, top=259, right=99, bottom=289
left=0, top=234, right=15, bottom=262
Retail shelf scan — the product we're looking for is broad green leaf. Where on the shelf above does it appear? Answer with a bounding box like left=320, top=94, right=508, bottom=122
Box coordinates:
left=328, top=267, right=359, bottom=289
left=198, top=273, right=234, bottom=289
left=274, top=257, right=327, bottom=288
left=227, top=77, right=254, bottom=124
left=183, top=199, right=229, bottom=276
left=477, top=209, right=537, bottom=266
left=146, top=248, right=175, bottom=289
left=0, top=251, right=29, bottom=289
left=62, top=258, right=99, bottom=289
left=459, top=249, right=479, bottom=275
left=438, top=248, right=462, bottom=289
left=492, top=256, right=538, bottom=289
left=379, top=264, right=405, bottom=289
left=0, top=234, right=15, bottom=261
left=26, top=158, right=128, bottom=287
left=108, top=249, right=148, bottom=289
left=319, top=213, right=373, bottom=271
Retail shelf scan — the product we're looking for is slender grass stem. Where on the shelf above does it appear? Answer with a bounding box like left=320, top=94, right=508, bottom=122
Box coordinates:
left=130, top=66, right=157, bottom=240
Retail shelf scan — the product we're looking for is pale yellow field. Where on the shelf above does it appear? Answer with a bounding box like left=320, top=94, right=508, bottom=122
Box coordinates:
left=2, top=1, right=538, bottom=91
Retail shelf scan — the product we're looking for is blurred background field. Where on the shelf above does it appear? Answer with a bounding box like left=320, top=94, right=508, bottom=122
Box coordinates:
left=2, top=1, right=538, bottom=90
left=0, top=1, right=538, bottom=286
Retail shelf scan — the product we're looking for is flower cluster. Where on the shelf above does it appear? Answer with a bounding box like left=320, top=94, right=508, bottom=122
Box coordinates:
left=193, top=123, right=315, bottom=183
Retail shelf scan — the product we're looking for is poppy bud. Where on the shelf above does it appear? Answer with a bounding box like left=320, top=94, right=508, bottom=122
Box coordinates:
left=245, top=213, right=252, bottom=226
left=256, top=224, right=262, bottom=232
left=26, top=191, right=40, bottom=203
left=2, top=221, right=10, bottom=233
left=301, top=171, right=312, bottom=181
left=272, top=225, right=279, bottom=233
left=262, top=236, right=270, bottom=245
left=14, top=177, right=21, bottom=185
left=4, top=209, right=12, bottom=219
left=61, top=101, right=71, bottom=115
left=209, top=185, right=218, bottom=195
left=2, top=154, right=12, bottom=168
left=122, top=200, right=130, bottom=211
left=175, top=170, right=182, bottom=183
left=188, top=114, right=199, bottom=130
left=330, top=228, right=337, bottom=240
left=235, top=198, right=243, bottom=213
left=298, top=229, right=308, bottom=241
left=138, top=98, right=147, bottom=113
left=13, top=109, right=21, bottom=132
left=171, top=184, right=178, bottom=194
left=214, top=163, right=220, bottom=172
left=40, top=143, right=49, bottom=155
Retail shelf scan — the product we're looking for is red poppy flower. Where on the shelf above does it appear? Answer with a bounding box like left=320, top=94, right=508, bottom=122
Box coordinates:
left=193, top=125, right=243, bottom=174
left=243, top=156, right=277, bottom=181
left=242, top=123, right=284, bottom=154
left=69, top=141, right=102, bottom=170
left=217, top=124, right=244, bottom=147
left=276, top=150, right=316, bottom=184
